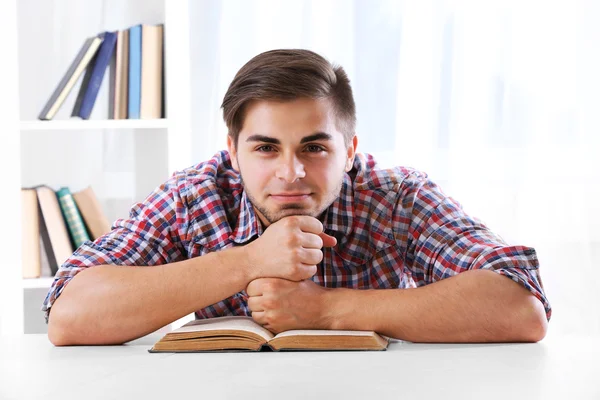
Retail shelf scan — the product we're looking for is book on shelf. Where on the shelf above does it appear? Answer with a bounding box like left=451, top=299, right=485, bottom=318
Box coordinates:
left=38, top=22, right=165, bottom=121
left=38, top=36, right=103, bottom=120
left=21, top=188, right=41, bottom=278
left=21, top=185, right=111, bottom=279
left=140, top=24, right=164, bottom=119
left=110, top=29, right=130, bottom=119
left=71, top=41, right=100, bottom=121
left=35, top=186, right=74, bottom=275
left=149, top=316, right=390, bottom=353
left=128, top=24, right=142, bottom=119
left=72, top=31, right=118, bottom=119
left=56, top=187, right=91, bottom=248
left=72, top=186, right=112, bottom=240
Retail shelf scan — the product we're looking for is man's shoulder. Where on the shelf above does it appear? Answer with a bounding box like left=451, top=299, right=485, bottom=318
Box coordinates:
left=351, top=153, right=430, bottom=192
left=166, top=150, right=242, bottom=208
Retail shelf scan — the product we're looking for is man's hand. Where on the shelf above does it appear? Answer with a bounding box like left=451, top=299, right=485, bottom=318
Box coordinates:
left=246, top=278, right=332, bottom=334
left=244, top=216, right=337, bottom=282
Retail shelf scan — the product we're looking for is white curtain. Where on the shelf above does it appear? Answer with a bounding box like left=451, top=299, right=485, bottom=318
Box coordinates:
left=189, top=0, right=600, bottom=336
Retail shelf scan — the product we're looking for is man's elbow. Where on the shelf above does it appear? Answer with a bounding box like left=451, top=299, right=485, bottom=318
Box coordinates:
left=518, top=296, right=548, bottom=342
left=47, top=309, right=72, bottom=346
left=47, top=302, right=92, bottom=346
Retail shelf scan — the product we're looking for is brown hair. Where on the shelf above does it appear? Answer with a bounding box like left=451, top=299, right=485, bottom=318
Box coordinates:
left=221, top=49, right=356, bottom=147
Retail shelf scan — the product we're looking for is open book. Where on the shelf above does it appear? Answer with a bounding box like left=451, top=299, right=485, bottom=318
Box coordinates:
left=149, top=316, right=389, bottom=352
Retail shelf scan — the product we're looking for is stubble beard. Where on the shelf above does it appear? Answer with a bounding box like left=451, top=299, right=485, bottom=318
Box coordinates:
left=239, top=170, right=345, bottom=225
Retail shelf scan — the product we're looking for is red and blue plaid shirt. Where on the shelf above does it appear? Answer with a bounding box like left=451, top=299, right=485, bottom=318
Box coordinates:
left=42, top=151, right=551, bottom=322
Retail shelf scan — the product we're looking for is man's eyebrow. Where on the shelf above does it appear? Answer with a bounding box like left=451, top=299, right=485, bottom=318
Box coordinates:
left=246, top=135, right=280, bottom=144
left=300, top=132, right=333, bottom=143
left=245, top=132, right=333, bottom=145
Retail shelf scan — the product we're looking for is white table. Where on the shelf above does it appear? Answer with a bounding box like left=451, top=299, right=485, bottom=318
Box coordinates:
left=1, top=333, right=598, bottom=400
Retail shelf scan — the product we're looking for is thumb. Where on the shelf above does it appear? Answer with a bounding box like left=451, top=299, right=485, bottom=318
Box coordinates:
left=319, top=231, right=337, bottom=248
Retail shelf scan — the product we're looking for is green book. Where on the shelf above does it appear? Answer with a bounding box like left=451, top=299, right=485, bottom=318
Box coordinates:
left=56, top=187, right=91, bottom=249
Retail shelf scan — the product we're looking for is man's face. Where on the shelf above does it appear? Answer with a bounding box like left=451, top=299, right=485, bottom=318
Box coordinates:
left=227, top=97, right=357, bottom=227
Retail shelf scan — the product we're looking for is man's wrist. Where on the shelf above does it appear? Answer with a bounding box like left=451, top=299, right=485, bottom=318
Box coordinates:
left=214, top=246, right=256, bottom=287
left=320, top=287, right=349, bottom=330
left=240, top=244, right=260, bottom=282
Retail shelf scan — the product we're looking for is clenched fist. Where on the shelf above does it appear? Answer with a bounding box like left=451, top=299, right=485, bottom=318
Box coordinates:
left=246, top=277, right=332, bottom=333
left=244, top=215, right=337, bottom=281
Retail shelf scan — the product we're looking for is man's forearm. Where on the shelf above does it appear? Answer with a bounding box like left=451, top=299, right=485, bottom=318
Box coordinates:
left=48, top=247, right=253, bottom=346
left=324, top=269, right=548, bottom=343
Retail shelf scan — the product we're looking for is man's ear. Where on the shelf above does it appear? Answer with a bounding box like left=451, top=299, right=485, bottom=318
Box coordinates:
left=227, top=135, right=240, bottom=171
left=345, top=135, right=358, bottom=172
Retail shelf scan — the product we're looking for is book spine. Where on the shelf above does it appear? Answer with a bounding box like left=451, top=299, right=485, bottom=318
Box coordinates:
left=72, top=186, right=112, bottom=240
left=72, top=31, right=118, bottom=119
left=56, top=187, right=91, bottom=249
left=113, top=29, right=130, bottom=119
left=38, top=208, right=59, bottom=276
left=140, top=24, right=164, bottom=119
left=21, top=189, right=41, bottom=278
left=35, top=185, right=74, bottom=273
left=36, top=190, right=59, bottom=276
left=128, top=25, right=142, bottom=119
left=108, top=31, right=117, bottom=120
left=38, top=37, right=102, bottom=120
left=71, top=49, right=100, bottom=119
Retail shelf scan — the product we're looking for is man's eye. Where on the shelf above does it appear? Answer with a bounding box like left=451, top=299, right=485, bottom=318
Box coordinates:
left=306, top=145, right=324, bottom=153
left=257, top=145, right=274, bottom=152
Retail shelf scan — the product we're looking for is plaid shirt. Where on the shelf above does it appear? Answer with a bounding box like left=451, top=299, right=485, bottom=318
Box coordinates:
left=42, top=151, right=551, bottom=322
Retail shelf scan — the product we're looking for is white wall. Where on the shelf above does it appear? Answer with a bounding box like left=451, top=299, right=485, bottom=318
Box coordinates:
left=186, top=0, right=600, bottom=337
left=0, top=0, right=23, bottom=334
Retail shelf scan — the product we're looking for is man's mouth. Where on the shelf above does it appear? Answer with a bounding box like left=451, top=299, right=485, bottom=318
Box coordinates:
left=270, top=193, right=312, bottom=202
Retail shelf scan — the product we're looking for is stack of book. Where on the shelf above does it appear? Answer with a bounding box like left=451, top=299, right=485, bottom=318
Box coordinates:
left=21, top=186, right=112, bottom=279
left=38, top=24, right=164, bottom=121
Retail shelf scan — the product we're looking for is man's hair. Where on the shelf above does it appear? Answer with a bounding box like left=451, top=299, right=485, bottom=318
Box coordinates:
left=221, top=49, right=356, bottom=147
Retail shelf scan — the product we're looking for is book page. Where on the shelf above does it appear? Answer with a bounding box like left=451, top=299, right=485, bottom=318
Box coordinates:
left=175, top=316, right=274, bottom=342
left=273, top=329, right=380, bottom=339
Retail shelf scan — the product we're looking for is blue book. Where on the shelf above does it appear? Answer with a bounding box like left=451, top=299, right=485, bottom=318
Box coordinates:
left=72, top=31, right=118, bottom=119
left=38, top=36, right=103, bottom=120
left=128, top=25, right=142, bottom=119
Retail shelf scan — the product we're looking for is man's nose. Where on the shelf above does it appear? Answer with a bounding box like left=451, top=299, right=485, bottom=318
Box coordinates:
left=275, top=154, right=306, bottom=183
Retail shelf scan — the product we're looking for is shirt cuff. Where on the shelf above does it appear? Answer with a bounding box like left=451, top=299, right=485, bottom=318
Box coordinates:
left=472, top=246, right=552, bottom=321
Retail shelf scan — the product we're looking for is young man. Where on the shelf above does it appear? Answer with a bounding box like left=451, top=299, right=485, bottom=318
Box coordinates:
left=44, top=49, right=550, bottom=346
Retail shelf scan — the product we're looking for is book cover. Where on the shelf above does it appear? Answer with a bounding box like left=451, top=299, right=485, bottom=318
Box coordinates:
left=108, top=31, right=117, bottom=119
left=161, top=24, right=166, bottom=119
left=38, top=36, right=103, bottom=120
left=149, top=316, right=389, bottom=353
left=56, top=187, right=91, bottom=249
left=111, top=29, right=130, bottom=119
left=72, top=45, right=100, bottom=119
left=72, top=31, right=118, bottom=119
left=128, top=24, right=142, bottom=119
left=72, top=186, right=111, bottom=240
left=140, top=24, right=164, bottom=119
left=21, top=188, right=41, bottom=279
left=35, top=186, right=74, bottom=275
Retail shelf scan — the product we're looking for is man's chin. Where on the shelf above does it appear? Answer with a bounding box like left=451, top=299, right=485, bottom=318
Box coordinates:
left=266, top=208, right=321, bottom=223
left=275, top=208, right=315, bottom=217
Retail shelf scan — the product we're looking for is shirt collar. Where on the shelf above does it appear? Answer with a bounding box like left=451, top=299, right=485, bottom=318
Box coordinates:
left=322, top=173, right=354, bottom=242
left=231, top=190, right=263, bottom=244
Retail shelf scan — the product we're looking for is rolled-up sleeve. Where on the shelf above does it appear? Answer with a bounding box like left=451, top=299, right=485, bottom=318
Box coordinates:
left=399, top=174, right=552, bottom=321
left=41, top=178, right=187, bottom=323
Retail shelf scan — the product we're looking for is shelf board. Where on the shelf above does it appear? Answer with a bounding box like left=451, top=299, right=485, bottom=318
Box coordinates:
left=20, top=119, right=169, bottom=131
left=22, top=277, right=56, bottom=289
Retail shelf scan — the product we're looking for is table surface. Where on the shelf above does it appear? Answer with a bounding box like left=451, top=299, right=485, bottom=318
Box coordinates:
left=1, top=332, right=598, bottom=400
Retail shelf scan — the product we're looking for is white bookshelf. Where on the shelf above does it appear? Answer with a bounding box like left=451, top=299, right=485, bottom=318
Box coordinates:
left=1, top=0, right=194, bottom=334
left=0, top=0, right=22, bottom=335
left=20, top=119, right=169, bottom=131
left=22, top=277, right=56, bottom=289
